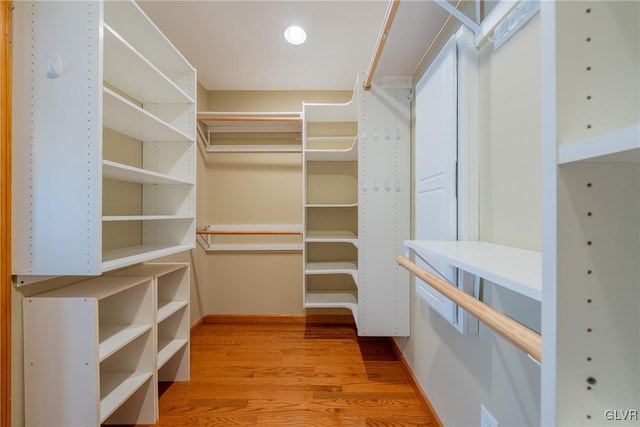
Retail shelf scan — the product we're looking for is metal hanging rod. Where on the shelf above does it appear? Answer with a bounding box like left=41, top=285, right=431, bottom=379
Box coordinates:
left=396, top=255, right=542, bottom=363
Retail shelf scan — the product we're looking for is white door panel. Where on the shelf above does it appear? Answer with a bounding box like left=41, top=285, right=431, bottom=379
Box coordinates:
left=415, top=35, right=458, bottom=324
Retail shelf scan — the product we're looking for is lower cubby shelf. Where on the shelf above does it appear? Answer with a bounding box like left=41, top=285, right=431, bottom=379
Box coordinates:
left=24, top=263, right=191, bottom=426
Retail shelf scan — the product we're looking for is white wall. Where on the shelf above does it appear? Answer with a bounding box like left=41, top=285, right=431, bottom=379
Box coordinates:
left=396, top=14, right=542, bottom=427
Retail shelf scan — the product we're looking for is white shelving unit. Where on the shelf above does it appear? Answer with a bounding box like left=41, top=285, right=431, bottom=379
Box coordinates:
left=302, top=76, right=411, bottom=336
left=110, top=263, right=190, bottom=382
left=404, top=240, right=541, bottom=301
left=198, top=111, right=302, bottom=152
left=303, top=89, right=360, bottom=325
left=541, top=2, right=639, bottom=425
left=23, top=275, right=157, bottom=426
left=12, top=0, right=196, bottom=281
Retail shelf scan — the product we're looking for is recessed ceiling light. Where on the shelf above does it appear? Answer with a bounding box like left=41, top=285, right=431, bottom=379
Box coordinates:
left=284, top=26, right=307, bottom=45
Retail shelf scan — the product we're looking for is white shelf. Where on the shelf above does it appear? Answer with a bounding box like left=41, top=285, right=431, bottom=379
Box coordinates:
left=100, top=371, right=153, bottom=423
left=102, top=245, right=193, bottom=272
left=306, top=261, right=358, bottom=285
left=103, top=24, right=192, bottom=104
left=305, top=137, right=358, bottom=161
left=103, top=160, right=193, bottom=185
left=157, top=338, right=188, bottom=369
left=103, top=88, right=192, bottom=142
left=99, top=324, right=152, bottom=362
left=306, top=202, right=358, bottom=208
left=203, top=243, right=304, bottom=252
left=206, top=145, right=302, bottom=153
left=305, top=231, right=358, bottom=247
left=558, top=123, right=640, bottom=164
left=305, top=291, right=358, bottom=319
left=103, top=215, right=193, bottom=221
left=304, top=100, right=358, bottom=122
left=104, top=1, right=194, bottom=98
left=157, top=300, right=188, bottom=323
left=404, top=240, right=541, bottom=301
left=37, top=275, right=150, bottom=299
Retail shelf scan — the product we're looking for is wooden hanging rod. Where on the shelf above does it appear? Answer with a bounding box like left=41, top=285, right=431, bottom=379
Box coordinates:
left=196, top=229, right=302, bottom=235
left=396, top=256, right=542, bottom=363
left=363, top=0, right=401, bottom=90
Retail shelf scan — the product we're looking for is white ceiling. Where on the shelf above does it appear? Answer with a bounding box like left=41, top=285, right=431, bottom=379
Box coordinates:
left=138, top=0, right=453, bottom=91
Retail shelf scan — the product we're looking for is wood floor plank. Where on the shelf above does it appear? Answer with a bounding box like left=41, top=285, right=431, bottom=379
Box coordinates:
left=130, top=321, right=440, bottom=426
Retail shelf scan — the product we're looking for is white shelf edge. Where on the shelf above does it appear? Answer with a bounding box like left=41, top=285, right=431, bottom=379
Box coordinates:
left=102, top=245, right=194, bottom=273
left=305, top=137, right=358, bottom=161
left=34, top=275, right=152, bottom=300
left=305, top=232, right=358, bottom=247
left=404, top=240, right=541, bottom=301
left=204, top=243, right=303, bottom=252
left=558, top=123, right=640, bottom=164
left=305, top=202, right=358, bottom=208
left=206, top=145, right=302, bottom=153
left=303, top=97, right=357, bottom=122
left=157, top=338, right=189, bottom=370
left=103, top=215, right=193, bottom=221
left=100, top=371, right=154, bottom=423
left=305, top=261, right=358, bottom=285
left=103, top=87, right=193, bottom=142
left=157, top=300, right=188, bottom=323
left=99, top=324, right=153, bottom=362
left=103, top=160, right=194, bottom=185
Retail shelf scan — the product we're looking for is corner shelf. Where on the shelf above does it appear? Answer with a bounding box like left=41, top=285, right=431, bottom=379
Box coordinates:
left=305, top=290, right=358, bottom=322
left=306, top=261, right=359, bottom=285
left=305, top=202, right=358, bottom=208
left=305, top=137, right=358, bottom=161
left=305, top=231, right=358, bottom=248
left=404, top=240, right=542, bottom=301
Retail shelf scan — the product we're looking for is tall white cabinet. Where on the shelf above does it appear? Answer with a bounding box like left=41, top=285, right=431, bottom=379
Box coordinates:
left=541, top=2, right=639, bottom=425
left=302, top=76, right=411, bottom=336
left=12, top=0, right=196, bottom=281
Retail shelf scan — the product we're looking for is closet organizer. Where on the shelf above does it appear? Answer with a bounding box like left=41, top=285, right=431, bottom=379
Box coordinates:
left=12, top=0, right=196, bottom=283
left=304, top=76, right=412, bottom=336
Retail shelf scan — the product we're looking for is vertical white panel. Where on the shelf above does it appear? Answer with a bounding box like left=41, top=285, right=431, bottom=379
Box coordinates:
left=414, top=36, right=458, bottom=325
left=358, top=77, right=411, bottom=336
left=12, top=1, right=103, bottom=275
left=24, top=298, right=100, bottom=426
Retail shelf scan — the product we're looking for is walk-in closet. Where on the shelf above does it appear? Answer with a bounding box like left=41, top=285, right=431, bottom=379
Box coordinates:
left=2, top=0, right=638, bottom=426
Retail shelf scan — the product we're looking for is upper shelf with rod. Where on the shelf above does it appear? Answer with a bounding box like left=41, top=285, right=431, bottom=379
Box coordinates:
left=197, top=112, right=302, bottom=153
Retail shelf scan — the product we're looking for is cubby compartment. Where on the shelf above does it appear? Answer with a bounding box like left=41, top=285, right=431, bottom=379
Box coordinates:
left=110, top=262, right=191, bottom=382
left=306, top=161, right=358, bottom=206
left=23, top=275, right=156, bottom=426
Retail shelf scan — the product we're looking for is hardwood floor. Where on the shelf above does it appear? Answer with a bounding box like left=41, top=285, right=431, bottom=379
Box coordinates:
left=141, top=320, right=440, bottom=426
